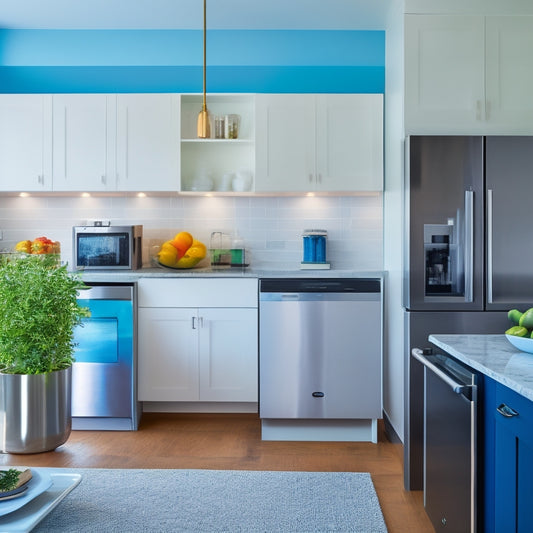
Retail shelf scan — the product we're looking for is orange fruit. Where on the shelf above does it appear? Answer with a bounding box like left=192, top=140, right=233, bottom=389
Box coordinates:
left=173, top=231, right=193, bottom=249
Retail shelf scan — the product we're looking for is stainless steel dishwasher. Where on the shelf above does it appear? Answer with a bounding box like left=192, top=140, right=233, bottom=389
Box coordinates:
left=412, top=347, right=478, bottom=533
left=259, top=278, right=382, bottom=441
left=72, top=283, right=141, bottom=430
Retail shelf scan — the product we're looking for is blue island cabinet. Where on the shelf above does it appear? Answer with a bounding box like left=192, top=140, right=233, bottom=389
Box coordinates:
left=489, top=379, right=533, bottom=533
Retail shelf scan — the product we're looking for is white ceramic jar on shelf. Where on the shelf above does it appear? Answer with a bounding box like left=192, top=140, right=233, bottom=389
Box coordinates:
left=232, top=170, right=253, bottom=192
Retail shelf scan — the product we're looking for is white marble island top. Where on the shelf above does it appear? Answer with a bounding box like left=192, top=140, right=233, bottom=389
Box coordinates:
left=429, top=334, right=533, bottom=402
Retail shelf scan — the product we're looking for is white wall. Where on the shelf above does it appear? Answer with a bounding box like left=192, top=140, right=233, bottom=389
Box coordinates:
left=383, top=1, right=405, bottom=441
left=0, top=194, right=383, bottom=271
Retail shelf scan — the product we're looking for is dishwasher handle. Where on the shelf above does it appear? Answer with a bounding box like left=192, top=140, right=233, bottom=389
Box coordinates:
left=412, top=348, right=471, bottom=396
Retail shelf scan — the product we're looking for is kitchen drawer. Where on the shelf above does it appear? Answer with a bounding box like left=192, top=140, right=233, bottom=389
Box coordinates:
left=138, top=278, right=258, bottom=308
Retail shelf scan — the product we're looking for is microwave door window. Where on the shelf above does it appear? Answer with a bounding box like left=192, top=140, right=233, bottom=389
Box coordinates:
left=78, top=234, right=129, bottom=267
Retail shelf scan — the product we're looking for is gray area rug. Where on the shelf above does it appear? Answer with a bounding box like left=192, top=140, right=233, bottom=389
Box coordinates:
left=34, top=469, right=387, bottom=532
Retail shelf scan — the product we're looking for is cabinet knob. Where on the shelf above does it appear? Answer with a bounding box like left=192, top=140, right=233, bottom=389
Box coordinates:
left=101, top=175, right=106, bottom=185
left=497, top=403, right=519, bottom=418
left=37, top=175, right=43, bottom=185
left=309, top=174, right=313, bottom=183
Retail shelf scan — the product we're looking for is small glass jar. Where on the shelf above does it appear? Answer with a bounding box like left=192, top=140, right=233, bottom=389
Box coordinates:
left=214, top=116, right=225, bottom=139
left=224, top=114, right=240, bottom=139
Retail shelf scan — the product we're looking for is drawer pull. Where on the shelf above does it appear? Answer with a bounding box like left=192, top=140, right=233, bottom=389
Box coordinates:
left=497, top=403, right=519, bottom=418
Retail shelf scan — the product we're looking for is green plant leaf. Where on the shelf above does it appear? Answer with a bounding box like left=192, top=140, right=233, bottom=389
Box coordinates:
left=0, top=254, right=90, bottom=374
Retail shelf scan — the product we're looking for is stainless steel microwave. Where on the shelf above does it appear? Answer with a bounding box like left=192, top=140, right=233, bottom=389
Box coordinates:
left=72, top=225, right=143, bottom=270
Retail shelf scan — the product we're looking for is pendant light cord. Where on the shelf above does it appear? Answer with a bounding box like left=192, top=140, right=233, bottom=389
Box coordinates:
left=202, top=0, right=207, bottom=111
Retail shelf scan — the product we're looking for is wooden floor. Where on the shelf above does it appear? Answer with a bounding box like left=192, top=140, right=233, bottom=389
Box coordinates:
left=0, top=413, right=434, bottom=533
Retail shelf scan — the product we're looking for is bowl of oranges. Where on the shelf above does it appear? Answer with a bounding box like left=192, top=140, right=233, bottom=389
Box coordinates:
left=154, top=232, right=207, bottom=269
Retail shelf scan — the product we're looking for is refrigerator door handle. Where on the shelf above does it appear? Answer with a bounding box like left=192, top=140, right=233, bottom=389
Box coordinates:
left=487, top=188, right=494, bottom=304
left=464, top=190, right=474, bottom=303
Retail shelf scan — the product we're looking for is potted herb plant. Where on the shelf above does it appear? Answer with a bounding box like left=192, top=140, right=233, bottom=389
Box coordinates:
left=0, top=253, right=89, bottom=453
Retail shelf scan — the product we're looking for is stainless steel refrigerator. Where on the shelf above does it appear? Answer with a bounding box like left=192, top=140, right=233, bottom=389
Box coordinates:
left=404, top=135, right=533, bottom=490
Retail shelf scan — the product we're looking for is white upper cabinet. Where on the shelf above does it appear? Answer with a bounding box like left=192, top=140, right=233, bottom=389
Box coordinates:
left=0, top=95, right=52, bottom=191
left=255, top=95, right=315, bottom=192
left=316, top=94, right=383, bottom=192
left=255, top=94, right=383, bottom=192
left=116, top=94, right=180, bottom=191
left=53, top=94, right=116, bottom=191
left=405, top=15, right=533, bottom=134
left=485, top=16, right=533, bottom=132
left=52, top=93, right=180, bottom=192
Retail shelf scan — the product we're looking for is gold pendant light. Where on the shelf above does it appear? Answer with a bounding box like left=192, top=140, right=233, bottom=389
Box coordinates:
left=197, top=0, right=210, bottom=138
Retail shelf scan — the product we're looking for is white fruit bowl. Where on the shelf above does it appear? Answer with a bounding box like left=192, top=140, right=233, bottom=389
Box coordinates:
left=506, top=334, right=533, bottom=354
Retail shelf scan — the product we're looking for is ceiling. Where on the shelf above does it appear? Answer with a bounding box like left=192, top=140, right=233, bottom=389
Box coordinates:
left=0, top=0, right=391, bottom=30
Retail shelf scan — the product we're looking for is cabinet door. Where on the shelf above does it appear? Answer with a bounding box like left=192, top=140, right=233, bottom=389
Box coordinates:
left=52, top=94, right=116, bottom=191
left=0, top=95, right=52, bottom=191
left=138, top=307, right=199, bottom=401
left=198, top=308, right=258, bottom=402
left=116, top=94, right=180, bottom=191
left=404, top=15, right=485, bottom=133
left=494, top=384, right=533, bottom=533
left=485, top=17, right=533, bottom=133
left=255, top=94, right=316, bottom=192
left=316, top=94, right=383, bottom=191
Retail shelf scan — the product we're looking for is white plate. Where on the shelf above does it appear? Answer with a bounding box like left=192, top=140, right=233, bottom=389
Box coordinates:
left=506, top=334, right=533, bottom=354
left=0, top=470, right=81, bottom=533
left=0, top=470, right=51, bottom=516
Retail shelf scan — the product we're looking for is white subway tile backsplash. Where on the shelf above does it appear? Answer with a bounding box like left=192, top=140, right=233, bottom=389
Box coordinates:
left=0, top=194, right=383, bottom=270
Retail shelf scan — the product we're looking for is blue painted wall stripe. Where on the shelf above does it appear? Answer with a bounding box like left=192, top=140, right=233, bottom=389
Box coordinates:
left=0, top=66, right=384, bottom=94
left=0, top=29, right=384, bottom=93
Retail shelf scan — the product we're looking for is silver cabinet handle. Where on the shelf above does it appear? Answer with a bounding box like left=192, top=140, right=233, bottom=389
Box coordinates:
left=37, top=175, right=44, bottom=185
left=464, top=190, right=474, bottom=303
left=101, top=175, right=107, bottom=185
left=497, top=403, right=518, bottom=418
left=487, top=188, right=494, bottom=304
left=125, top=107, right=129, bottom=179
left=309, top=173, right=313, bottom=183
left=63, top=106, right=68, bottom=178
left=192, top=316, right=196, bottom=329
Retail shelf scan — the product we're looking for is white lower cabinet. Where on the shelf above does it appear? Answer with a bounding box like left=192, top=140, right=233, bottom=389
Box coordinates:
left=137, top=278, right=258, bottom=404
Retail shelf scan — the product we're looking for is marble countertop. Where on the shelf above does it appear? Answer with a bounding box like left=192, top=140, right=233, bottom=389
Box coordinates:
left=75, top=267, right=387, bottom=284
left=429, top=334, right=533, bottom=402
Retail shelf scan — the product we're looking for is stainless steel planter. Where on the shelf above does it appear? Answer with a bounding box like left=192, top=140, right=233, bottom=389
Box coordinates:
left=0, top=367, right=72, bottom=454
